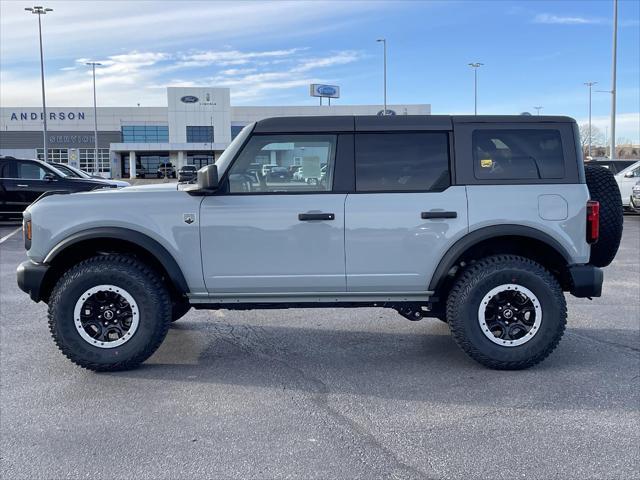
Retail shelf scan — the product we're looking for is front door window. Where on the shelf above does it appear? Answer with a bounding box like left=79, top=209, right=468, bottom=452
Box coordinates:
left=226, top=134, right=336, bottom=193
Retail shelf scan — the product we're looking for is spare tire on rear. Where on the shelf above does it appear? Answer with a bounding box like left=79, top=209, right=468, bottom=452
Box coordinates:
left=584, top=164, right=623, bottom=267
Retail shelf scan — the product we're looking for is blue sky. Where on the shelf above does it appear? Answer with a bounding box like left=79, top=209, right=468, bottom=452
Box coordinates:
left=1, top=0, right=638, bottom=142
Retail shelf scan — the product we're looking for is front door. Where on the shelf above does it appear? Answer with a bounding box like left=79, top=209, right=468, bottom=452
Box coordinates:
left=1, top=160, right=60, bottom=215
left=200, top=133, right=347, bottom=294
left=345, top=131, right=468, bottom=292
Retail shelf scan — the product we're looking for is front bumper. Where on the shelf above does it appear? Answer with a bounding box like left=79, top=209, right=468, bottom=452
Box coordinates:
left=17, top=260, right=49, bottom=302
left=568, top=264, right=603, bottom=298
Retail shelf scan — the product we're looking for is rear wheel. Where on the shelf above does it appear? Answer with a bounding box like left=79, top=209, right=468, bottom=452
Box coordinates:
left=48, top=255, right=172, bottom=371
left=446, top=255, right=566, bottom=370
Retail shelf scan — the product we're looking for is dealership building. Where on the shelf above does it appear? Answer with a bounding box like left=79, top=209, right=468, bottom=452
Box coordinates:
left=0, top=87, right=430, bottom=178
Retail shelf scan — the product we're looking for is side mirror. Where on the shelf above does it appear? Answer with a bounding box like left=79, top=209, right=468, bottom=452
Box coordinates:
left=43, top=173, right=56, bottom=182
left=197, top=164, right=219, bottom=190
left=624, top=171, right=635, bottom=178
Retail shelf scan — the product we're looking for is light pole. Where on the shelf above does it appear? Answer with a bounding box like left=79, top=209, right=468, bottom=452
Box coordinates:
left=610, top=0, right=618, bottom=159
left=25, top=6, right=53, bottom=163
left=534, top=106, right=543, bottom=116
left=584, top=82, right=597, bottom=158
left=468, top=62, right=483, bottom=115
left=376, top=38, right=387, bottom=115
left=86, top=62, right=102, bottom=175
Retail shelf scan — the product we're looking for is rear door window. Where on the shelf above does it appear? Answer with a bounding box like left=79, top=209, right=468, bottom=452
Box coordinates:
left=1, top=160, right=18, bottom=179
left=472, top=129, right=565, bottom=180
left=17, top=161, right=49, bottom=180
left=355, top=132, right=450, bottom=192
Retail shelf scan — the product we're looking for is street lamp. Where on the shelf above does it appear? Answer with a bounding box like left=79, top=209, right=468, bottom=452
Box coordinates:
left=86, top=62, right=102, bottom=175
left=584, top=82, right=598, bottom=158
left=534, top=106, right=543, bottom=116
left=376, top=38, right=387, bottom=115
left=610, top=0, right=618, bottom=159
left=25, top=6, right=53, bottom=163
left=468, top=62, right=483, bottom=115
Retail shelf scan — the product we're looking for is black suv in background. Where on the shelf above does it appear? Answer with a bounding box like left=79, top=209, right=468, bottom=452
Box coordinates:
left=0, top=156, right=113, bottom=220
left=178, top=165, right=197, bottom=182
left=156, top=162, right=176, bottom=178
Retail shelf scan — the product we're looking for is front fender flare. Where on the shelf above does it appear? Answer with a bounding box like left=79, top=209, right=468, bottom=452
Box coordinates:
left=44, top=227, right=189, bottom=294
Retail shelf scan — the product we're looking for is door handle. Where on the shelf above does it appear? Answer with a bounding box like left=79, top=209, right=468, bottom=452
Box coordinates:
left=421, top=211, right=457, bottom=219
left=17, top=184, right=29, bottom=188
left=298, top=212, right=335, bottom=221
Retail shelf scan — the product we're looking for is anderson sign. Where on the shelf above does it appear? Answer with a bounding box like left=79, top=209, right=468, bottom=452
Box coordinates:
left=9, top=111, right=86, bottom=121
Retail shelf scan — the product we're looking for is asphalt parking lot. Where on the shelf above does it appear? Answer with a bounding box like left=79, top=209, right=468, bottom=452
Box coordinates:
left=1, top=218, right=638, bottom=480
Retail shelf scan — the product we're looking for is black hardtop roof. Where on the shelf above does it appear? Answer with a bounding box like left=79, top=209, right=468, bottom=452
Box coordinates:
left=253, top=115, right=576, bottom=133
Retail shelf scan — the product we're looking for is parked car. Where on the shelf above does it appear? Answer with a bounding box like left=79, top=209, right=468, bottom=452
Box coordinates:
left=266, top=166, right=291, bottom=181
left=0, top=156, right=115, bottom=220
left=614, top=160, right=640, bottom=209
left=178, top=165, right=198, bottom=183
left=585, top=159, right=636, bottom=175
left=17, top=115, right=623, bottom=372
left=156, top=162, right=176, bottom=178
left=51, top=163, right=130, bottom=188
left=630, top=181, right=640, bottom=213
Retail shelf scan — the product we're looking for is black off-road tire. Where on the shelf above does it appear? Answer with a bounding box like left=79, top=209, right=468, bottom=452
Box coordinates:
left=48, top=255, right=172, bottom=371
left=584, top=164, right=623, bottom=267
left=446, top=255, right=567, bottom=370
left=171, top=300, right=191, bottom=322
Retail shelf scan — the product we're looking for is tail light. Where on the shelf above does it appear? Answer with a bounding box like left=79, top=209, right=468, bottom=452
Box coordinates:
left=586, top=200, right=599, bottom=244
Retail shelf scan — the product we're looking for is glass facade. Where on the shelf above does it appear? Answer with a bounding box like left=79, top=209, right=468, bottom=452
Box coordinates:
left=187, top=153, right=215, bottom=169
left=186, top=126, right=214, bottom=143
left=121, top=125, right=169, bottom=143
left=36, top=148, right=69, bottom=163
left=121, top=152, right=170, bottom=178
left=79, top=148, right=110, bottom=173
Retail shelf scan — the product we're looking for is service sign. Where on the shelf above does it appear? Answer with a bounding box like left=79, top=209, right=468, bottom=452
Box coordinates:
left=310, top=84, right=340, bottom=99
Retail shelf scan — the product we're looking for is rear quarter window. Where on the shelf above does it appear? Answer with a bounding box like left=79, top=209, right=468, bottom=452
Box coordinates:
left=472, top=129, right=565, bottom=180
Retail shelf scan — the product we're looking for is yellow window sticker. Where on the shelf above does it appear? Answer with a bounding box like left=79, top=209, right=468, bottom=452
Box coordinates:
left=480, top=159, right=493, bottom=168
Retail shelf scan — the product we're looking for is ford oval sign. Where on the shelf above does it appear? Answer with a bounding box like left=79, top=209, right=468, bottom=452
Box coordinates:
left=180, top=95, right=199, bottom=104
left=310, top=84, right=340, bottom=99
left=318, top=86, right=337, bottom=96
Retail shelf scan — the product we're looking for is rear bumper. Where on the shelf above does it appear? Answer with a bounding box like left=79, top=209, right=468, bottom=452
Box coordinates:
left=17, top=260, right=49, bottom=303
left=568, top=264, right=603, bottom=298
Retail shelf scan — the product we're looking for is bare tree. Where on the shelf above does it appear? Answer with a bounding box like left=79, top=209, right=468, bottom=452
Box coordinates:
left=579, top=124, right=605, bottom=156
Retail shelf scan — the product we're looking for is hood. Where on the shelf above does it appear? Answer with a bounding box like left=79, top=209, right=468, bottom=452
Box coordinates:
left=120, top=182, right=180, bottom=192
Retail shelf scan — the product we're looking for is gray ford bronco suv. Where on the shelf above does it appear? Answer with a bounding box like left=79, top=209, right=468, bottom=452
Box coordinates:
left=17, top=115, right=623, bottom=371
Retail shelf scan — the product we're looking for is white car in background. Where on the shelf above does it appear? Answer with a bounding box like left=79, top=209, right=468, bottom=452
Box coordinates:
left=630, top=181, right=640, bottom=213
left=614, top=160, right=640, bottom=208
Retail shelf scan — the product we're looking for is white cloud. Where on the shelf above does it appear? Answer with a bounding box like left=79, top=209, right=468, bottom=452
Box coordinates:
left=533, top=14, right=602, bottom=25
left=177, top=48, right=304, bottom=68
left=0, top=46, right=364, bottom=106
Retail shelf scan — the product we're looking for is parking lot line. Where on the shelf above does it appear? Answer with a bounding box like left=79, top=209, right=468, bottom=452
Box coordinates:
left=0, top=227, right=22, bottom=245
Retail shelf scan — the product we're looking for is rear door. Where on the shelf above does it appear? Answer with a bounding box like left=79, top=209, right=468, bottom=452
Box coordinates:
left=345, top=119, right=468, bottom=293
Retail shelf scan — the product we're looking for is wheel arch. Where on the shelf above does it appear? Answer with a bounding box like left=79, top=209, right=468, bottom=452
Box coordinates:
left=428, top=225, right=573, bottom=298
left=40, top=227, right=189, bottom=303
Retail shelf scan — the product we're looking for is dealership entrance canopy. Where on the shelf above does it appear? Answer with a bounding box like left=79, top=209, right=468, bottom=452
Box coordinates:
left=0, top=87, right=430, bottom=178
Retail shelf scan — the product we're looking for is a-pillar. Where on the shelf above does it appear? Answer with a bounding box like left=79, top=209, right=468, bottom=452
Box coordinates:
left=129, top=151, right=136, bottom=178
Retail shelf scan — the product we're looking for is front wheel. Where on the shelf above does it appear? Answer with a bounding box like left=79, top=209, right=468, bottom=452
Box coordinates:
left=48, top=255, right=172, bottom=371
left=446, top=255, right=566, bottom=370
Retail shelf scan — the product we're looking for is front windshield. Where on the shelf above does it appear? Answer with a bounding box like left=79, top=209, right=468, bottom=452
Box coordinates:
left=214, top=123, right=255, bottom=177
left=44, top=163, right=70, bottom=178
left=54, top=164, right=82, bottom=178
